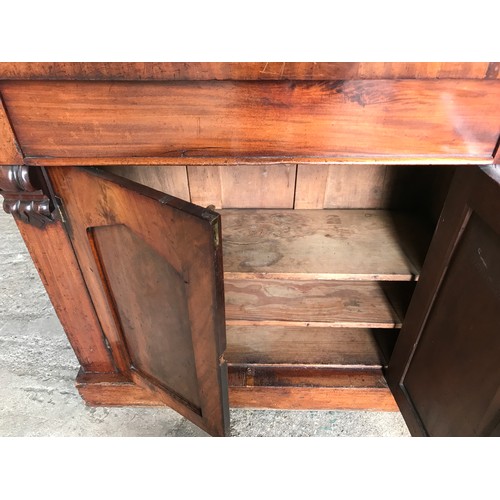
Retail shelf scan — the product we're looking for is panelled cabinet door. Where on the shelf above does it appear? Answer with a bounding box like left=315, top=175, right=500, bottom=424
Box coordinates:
left=48, top=166, right=229, bottom=436
left=387, top=166, right=500, bottom=436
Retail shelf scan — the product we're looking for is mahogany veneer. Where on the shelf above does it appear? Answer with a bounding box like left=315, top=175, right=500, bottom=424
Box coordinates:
left=0, top=63, right=499, bottom=436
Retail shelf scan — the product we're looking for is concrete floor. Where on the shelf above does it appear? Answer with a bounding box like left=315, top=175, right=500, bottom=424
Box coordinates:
left=0, top=210, right=410, bottom=436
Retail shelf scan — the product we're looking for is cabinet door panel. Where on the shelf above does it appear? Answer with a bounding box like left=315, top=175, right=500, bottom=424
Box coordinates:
left=48, top=166, right=228, bottom=436
left=388, top=166, right=500, bottom=436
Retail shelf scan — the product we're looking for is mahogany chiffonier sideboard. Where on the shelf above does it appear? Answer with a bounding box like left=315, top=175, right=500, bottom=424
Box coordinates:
left=0, top=62, right=499, bottom=437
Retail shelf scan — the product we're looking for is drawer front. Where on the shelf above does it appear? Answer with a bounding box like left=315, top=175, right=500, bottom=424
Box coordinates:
left=1, top=80, right=500, bottom=163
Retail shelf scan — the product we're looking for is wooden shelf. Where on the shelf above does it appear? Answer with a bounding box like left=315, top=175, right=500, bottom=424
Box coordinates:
left=221, top=209, right=432, bottom=281
left=225, top=280, right=409, bottom=328
left=228, top=364, right=388, bottom=387
left=222, top=207, right=418, bottom=401
left=225, top=326, right=395, bottom=366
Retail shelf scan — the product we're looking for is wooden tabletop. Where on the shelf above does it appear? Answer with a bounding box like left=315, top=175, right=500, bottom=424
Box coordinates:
left=0, top=62, right=498, bottom=80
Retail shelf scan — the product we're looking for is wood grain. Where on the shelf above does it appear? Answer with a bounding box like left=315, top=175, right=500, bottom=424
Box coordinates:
left=2, top=80, right=499, bottom=160
left=76, top=368, right=398, bottom=411
left=225, top=326, right=393, bottom=365
left=328, top=164, right=387, bottom=208
left=0, top=62, right=492, bottom=80
left=90, top=224, right=201, bottom=407
left=76, top=370, right=162, bottom=406
left=486, top=62, right=500, bottom=79
left=293, top=165, right=329, bottom=208
left=388, top=166, right=500, bottom=436
left=0, top=94, right=23, bottom=164
left=3, top=62, right=497, bottom=427
left=77, top=368, right=220, bottom=432
left=106, top=166, right=190, bottom=201
left=188, top=164, right=296, bottom=208
left=494, top=136, right=500, bottom=164
left=295, top=165, right=456, bottom=226
left=48, top=166, right=228, bottom=436
left=225, top=280, right=407, bottom=328
left=187, top=165, right=222, bottom=207
left=227, top=364, right=388, bottom=387
left=229, top=386, right=398, bottom=410
left=356, top=62, right=490, bottom=79
left=403, top=212, right=500, bottom=436
left=295, top=164, right=454, bottom=211
left=221, top=209, right=431, bottom=281
left=15, top=218, right=116, bottom=373
left=24, top=155, right=494, bottom=167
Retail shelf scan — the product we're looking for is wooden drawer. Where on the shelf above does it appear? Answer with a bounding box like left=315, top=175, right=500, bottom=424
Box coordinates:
left=1, top=80, right=499, bottom=164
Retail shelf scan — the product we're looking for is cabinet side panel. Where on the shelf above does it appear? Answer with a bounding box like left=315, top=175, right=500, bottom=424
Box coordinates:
left=15, top=218, right=116, bottom=373
left=0, top=94, right=23, bottom=164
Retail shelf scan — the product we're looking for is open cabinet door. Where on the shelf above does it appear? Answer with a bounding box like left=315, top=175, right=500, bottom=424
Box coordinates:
left=48, top=166, right=229, bottom=436
left=387, top=166, right=500, bottom=436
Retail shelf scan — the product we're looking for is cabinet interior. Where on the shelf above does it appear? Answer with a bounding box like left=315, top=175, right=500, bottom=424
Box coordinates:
left=107, top=163, right=456, bottom=408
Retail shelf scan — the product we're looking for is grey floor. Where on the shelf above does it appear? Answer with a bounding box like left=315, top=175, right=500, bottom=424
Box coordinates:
left=0, top=210, right=410, bottom=437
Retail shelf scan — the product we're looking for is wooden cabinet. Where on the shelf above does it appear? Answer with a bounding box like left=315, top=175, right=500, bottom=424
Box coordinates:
left=0, top=63, right=499, bottom=436
left=387, top=165, right=500, bottom=436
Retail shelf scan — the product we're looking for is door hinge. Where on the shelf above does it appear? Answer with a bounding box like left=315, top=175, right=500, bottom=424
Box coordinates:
left=0, top=165, right=57, bottom=229
left=201, top=206, right=220, bottom=248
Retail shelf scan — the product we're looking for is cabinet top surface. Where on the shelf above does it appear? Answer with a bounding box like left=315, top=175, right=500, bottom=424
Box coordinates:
left=0, top=62, right=498, bottom=81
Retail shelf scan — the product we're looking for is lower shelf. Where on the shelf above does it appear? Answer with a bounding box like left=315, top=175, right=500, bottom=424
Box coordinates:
left=227, top=364, right=397, bottom=410
left=225, top=280, right=412, bottom=328
left=227, top=364, right=388, bottom=388
left=225, top=326, right=397, bottom=366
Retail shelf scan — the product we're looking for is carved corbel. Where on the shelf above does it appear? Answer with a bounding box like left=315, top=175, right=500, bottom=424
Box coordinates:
left=0, top=165, right=56, bottom=228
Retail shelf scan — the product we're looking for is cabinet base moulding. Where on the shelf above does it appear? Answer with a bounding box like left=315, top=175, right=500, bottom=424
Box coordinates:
left=75, top=370, right=398, bottom=411
left=75, top=370, right=164, bottom=407
left=229, top=387, right=398, bottom=411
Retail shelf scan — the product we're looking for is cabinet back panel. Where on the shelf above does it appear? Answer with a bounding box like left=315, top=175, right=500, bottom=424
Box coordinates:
left=188, top=164, right=296, bottom=208
left=105, top=166, right=191, bottom=202
left=295, top=164, right=455, bottom=219
left=104, top=164, right=454, bottom=218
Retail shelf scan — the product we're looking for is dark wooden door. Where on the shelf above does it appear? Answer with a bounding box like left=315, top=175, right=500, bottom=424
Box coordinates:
left=48, top=166, right=229, bottom=436
left=387, top=165, right=500, bottom=436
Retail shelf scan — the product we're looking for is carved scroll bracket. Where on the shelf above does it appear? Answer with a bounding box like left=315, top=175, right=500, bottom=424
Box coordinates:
left=0, top=165, right=56, bottom=228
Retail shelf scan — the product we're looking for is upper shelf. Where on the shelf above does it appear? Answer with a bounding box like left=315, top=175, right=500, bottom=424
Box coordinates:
left=221, top=209, right=432, bottom=281
left=0, top=63, right=498, bottom=81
